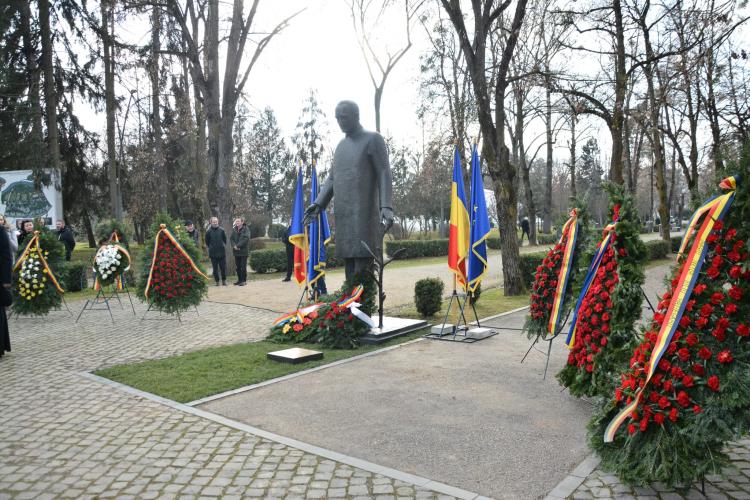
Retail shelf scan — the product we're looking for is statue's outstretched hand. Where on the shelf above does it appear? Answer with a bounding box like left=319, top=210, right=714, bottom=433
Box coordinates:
left=380, top=207, right=394, bottom=232
left=302, top=203, right=320, bottom=226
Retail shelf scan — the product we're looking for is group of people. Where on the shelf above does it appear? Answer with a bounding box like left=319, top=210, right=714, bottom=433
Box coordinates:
left=200, top=217, right=251, bottom=287
left=4, top=216, right=76, bottom=261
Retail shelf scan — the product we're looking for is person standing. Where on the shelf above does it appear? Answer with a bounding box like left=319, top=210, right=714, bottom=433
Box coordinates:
left=17, top=220, right=34, bottom=249
left=0, top=215, right=17, bottom=259
left=185, top=220, right=200, bottom=247
left=520, top=217, right=530, bottom=245
left=282, top=225, right=294, bottom=282
left=0, top=224, right=12, bottom=359
left=55, top=219, right=76, bottom=260
left=230, top=217, right=250, bottom=286
left=205, top=217, right=227, bottom=286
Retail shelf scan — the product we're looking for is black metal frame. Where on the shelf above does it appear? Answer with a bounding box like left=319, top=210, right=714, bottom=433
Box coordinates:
left=424, top=285, right=497, bottom=343
left=519, top=308, right=572, bottom=380
left=76, top=280, right=136, bottom=325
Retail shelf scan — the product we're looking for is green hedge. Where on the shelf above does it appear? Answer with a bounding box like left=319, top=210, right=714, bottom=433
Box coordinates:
left=385, top=239, right=448, bottom=259
left=249, top=244, right=341, bottom=274
left=671, top=235, right=683, bottom=253
left=644, top=239, right=671, bottom=260
left=520, top=251, right=548, bottom=287
left=487, top=237, right=501, bottom=249
left=536, top=233, right=558, bottom=245
left=63, top=261, right=88, bottom=292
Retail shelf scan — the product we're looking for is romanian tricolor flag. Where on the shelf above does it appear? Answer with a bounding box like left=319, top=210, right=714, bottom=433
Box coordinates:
left=288, top=166, right=308, bottom=285
left=547, top=209, right=579, bottom=337
left=466, top=144, right=491, bottom=293
left=307, top=163, right=331, bottom=289
left=603, top=176, right=738, bottom=443
left=448, top=146, right=470, bottom=288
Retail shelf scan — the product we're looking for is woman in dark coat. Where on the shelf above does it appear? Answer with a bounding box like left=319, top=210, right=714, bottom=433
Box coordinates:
left=0, top=225, right=13, bottom=358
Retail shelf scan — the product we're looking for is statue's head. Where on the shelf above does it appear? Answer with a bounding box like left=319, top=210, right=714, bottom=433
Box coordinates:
left=335, top=101, right=360, bottom=135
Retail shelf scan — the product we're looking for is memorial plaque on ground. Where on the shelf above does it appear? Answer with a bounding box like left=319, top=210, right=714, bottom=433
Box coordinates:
left=267, top=347, right=323, bottom=364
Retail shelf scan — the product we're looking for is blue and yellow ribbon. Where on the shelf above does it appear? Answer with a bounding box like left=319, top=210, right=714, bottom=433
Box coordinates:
left=548, top=209, right=580, bottom=338
left=565, top=213, right=618, bottom=348
left=604, top=176, right=738, bottom=443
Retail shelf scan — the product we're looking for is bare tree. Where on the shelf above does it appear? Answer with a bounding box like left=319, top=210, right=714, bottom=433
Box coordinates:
left=349, top=0, right=425, bottom=132
left=440, top=0, right=529, bottom=295
left=167, top=0, right=300, bottom=273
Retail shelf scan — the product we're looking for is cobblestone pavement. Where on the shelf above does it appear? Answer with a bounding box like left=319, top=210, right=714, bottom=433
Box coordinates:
left=568, top=439, right=750, bottom=499
left=0, top=299, right=457, bottom=499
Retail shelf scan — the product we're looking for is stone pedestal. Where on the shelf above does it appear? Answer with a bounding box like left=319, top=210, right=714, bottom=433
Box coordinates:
left=359, top=316, right=429, bottom=345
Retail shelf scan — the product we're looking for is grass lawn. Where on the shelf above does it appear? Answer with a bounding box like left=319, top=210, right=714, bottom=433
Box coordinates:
left=95, top=329, right=428, bottom=404
left=94, top=286, right=531, bottom=403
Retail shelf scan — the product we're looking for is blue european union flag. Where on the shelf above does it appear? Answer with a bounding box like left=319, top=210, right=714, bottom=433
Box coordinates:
left=467, top=144, right=490, bottom=293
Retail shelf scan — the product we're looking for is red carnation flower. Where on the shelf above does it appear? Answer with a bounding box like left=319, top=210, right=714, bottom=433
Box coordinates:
left=710, top=292, right=724, bottom=304
left=695, top=317, right=709, bottom=329
left=677, top=348, right=690, bottom=362
left=707, top=375, right=720, bottom=392
left=658, top=396, right=671, bottom=409
left=692, top=363, right=705, bottom=376
left=726, top=303, right=739, bottom=315
left=677, top=391, right=690, bottom=407
left=669, top=408, right=679, bottom=422
left=738, top=324, right=750, bottom=337
left=717, top=350, right=733, bottom=364
left=698, top=347, right=712, bottom=360
left=682, top=375, right=694, bottom=388
left=693, top=284, right=707, bottom=295
left=685, top=333, right=698, bottom=346
left=728, top=285, right=743, bottom=301
left=693, top=405, right=702, bottom=415
left=663, top=379, right=674, bottom=392
left=671, top=366, right=684, bottom=379
left=654, top=413, right=665, bottom=425
left=293, top=323, right=304, bottom=332
left=706, top=267, right=720, bottom=279
left=627, top=423, right=636, bottom=435
left=679, top=316, right=691, bottom=328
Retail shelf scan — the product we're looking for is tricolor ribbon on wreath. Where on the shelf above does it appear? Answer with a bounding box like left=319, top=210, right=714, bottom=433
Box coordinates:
left=603, top=176, right=739, bottom=443
left=565, top=208, right=620, bottom=348
left=547, top=208, right=580, bottom=338
left=13, top=230, right=64, bottom=294
left=272, top=285, right=374, bottom=328
left=93, top=242, right=131, bottom=292
left=144, top=224, right=209, bottom=299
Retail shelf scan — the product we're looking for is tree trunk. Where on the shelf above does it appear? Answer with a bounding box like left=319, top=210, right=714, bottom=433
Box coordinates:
left=39, top=0, right=60, bottom=175
left=609, top=0, right=626, bottom=185
left=642, top=18, right=669, bottom=242
left=83, top=209, right=96, bottom=248
left=516, top=92, right=536, bottom=245
left=543, top=78, right=553, bottom=233
left=569, top=109, right=577, bottom=198
left=101, top=0, right=120, bottom=220
left=151, top=2, right=166, bottom=212
left=20, top=1, right=45, bottom=174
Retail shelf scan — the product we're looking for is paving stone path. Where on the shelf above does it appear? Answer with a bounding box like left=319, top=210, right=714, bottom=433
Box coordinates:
left=0, top=300, right=456, bottom=499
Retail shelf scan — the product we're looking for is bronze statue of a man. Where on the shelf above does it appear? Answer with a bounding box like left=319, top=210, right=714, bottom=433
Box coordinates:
left=303, top=100, right=393, bottom=282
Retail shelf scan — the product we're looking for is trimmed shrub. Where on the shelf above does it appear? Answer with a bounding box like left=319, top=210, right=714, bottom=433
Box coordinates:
left=249, top=249, right=287, bottom=273
left=671, top=235, right=682, bottom=253
left=644, top=239, right=670, bottom=260
left=64, top=261, right=88, bottom=292
left=386, top=239, right=448, bottom=259
left=487, top=237, right=501, bottom=249
left=536, top=233, right=558, bottom=245
left=249, top=244, right=341, bottom=274
left=519, top=251, right=547, bottom=287
left=248, top=238, right=266, bottom=251
left=414, top=278, right=444, bottom=317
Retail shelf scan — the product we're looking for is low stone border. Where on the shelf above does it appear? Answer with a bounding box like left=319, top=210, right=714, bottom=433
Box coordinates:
left=543, top=454, right=601, bottom=499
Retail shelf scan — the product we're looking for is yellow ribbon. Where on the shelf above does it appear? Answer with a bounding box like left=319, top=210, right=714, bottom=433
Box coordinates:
left=13, top=231, right=65, bottom=294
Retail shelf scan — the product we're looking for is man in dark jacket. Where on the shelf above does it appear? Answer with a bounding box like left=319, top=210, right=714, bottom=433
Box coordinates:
left=230, top=217, right=250, bottom=286
left=520, top=217, right=530, bottom=245
left=205, top=217, right=227, bottom=286
left=282, top=225, right=294, bottom=282
left=55, top=219, right=76, bottom=260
